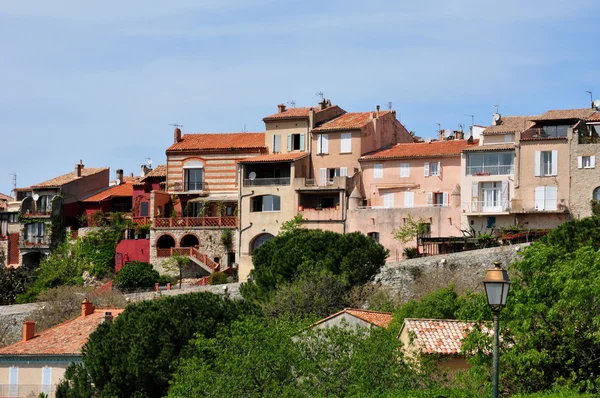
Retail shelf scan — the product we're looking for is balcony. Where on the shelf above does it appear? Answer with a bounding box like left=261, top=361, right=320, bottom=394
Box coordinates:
left=299, top=207, right=342, bottom=221
left=462, top=200, right=511, bottom=215
left=244, top=177, right=290, bottom=187
left=153, top=216, right=237, bottom=229
left=466, top=165, right=514, bottom=176
left=20, top=236, right=51, bottom=248
left=510, top=199, right=569, bottom=214
left=132, top=216, right=150, bottom=225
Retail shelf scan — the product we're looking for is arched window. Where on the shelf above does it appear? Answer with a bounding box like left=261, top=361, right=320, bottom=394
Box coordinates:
left=251, top=195, right=281, bottom=212
left=250, top=233, right=274, bottom=254
left=180, top=234, right=199, bottom=248
left=594, top=187, right=600, bottom=201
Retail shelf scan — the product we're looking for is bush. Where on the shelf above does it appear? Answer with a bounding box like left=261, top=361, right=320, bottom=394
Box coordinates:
left=114, top=262, right=159, bottom=290
left=403, top=247, right=419, bottom=259
left=209, top=271, right=228, bottom=285
left=220, top=229, right=232, bottom=247
left=0, top=267, right=30, bottom=305
left=157, top=274, right=178, bottom=286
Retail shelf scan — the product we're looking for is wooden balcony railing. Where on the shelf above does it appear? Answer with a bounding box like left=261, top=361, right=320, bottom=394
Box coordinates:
left=153, top=216, right=237, bottom=228
left=132, top=216, right=150, bottom=225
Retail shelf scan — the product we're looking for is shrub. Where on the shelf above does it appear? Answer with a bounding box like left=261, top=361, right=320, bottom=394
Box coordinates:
left=209, top=271, right=228, bottom=285
left=403, top=247, right=419, bottom=259
left=221, top=229, right=232, bottom=247
left=114, top=261, right=159, bottom=290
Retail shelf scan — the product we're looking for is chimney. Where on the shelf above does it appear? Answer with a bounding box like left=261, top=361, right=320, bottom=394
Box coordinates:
left=116, top=169, right=124, bottom=185
left=103, top=311, right=114, bottom=324
left=75, top=160, right=84, bottom=177
left=319, top=99, right=327, bottom=111
left=174, top=128, right=182, bottom=144
left=438, top=129, right=445, bottom=141
left=376, top=105, right=380, bottom=118
left=277, top=103, right=286, bottom=113
left=22, top=321, right=35, bottom=342
left=140, top=165, right=151, bottom=177
left=81, top=298, right=94, bottom=317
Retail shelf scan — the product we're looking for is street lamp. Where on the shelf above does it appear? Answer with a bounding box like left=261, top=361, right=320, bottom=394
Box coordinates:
left=483, top=261, right=511, bottom=398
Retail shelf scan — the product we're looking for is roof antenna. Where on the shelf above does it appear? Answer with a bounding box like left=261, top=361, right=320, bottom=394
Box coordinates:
left=493, top=104, right=500, bottom=114
left=243, top=124, right=247, bottom=132
left=168, top=123, right=184, bottom=129
left=316, top=91, right=324, bottom=100
left=9, top=173, right=16, bottom=197
left=586, top=90, right=593, bottom=108
left=387, top=101, right=392, bottom=110
left=287, top=100, right=296, bottom=108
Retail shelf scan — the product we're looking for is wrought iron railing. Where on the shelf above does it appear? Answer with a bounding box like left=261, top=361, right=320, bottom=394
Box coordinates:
left=244, top=177, right=290, bottom=187
left=153, top=217, right=237, bottom=228
left=462, top=200, right=511, bottom=213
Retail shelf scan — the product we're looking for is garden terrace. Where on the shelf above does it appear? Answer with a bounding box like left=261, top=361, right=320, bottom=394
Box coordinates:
left=153, top=216, right=237, bottom=228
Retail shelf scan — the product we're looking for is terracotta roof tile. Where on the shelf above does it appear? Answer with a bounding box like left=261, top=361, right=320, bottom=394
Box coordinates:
left=31, top=168, right=108, bottom=188
left=312, top=308, right=393, bottom=329
left=463, top=143, right=515, bottom=152
left=239, top=152, right=309, bottom=163
left=586, top=112, right=600, bottom=122
left=312, top=111, right=392, bottom=132
left=533, top=108, right=596, bottom=121
left=360, top=139, right=479, bottom=161
left=0, top=308, right=124, bottom=356
left=142, top=164, right=167, bottom=180
left=401, top=319, right=476, bottom=355
left=0, top=193, right=11, bottom=202
left=82, top=181, right=134, bottom=202
left=263, top=105, right=342, bottom=121
left=482, top=116, right=536, bottom=135
left=166, top=132, right=266, bottom=152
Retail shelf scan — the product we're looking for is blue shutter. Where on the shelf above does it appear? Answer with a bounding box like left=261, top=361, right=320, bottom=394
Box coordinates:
left=299, top=134, right=305, bottom=150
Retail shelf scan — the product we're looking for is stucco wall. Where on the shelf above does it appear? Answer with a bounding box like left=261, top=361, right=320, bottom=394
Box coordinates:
left=311, top=129, right=362, bottom=181
left=569, top=127, right=600, bottom=219
left=0, top=361, right=69, bottom=397
left=265, top=120, right=309, bottom=154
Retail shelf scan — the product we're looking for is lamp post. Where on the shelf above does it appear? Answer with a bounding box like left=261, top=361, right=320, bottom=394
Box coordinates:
left=483, top=261, right=511, bottom=398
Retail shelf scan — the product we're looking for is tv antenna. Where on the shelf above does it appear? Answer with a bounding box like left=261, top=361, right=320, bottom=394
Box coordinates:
left=586, top=90, right=593, bottom=105
left=316, top=91, right=324, bottom=100
left=145, top=158, right=152, bottom=167
left=287, top=100, right=296, bottom=108
left=464, top=114, right=474, bottom=127
left=436, top=122, right=442, bottom=135
left=387, top=102, right=392, bottom=110
left=9, top=173, right=16, bottom=195
left=243, top=124, right=247, bottom=132
left=168, top=123, right=184, bottom=129
left=493, top=104, right=500, bottom=114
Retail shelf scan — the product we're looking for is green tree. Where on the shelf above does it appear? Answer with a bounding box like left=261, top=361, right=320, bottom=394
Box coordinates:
left=392, top=214, right=429, bottom=243
left=57, top=292, right=258, bottom=398
left=163, top=253, right=191, bottom=289
left=114, top=261, right=159, bottom=290
left=241, top=229, right=388, bottom=303
left=280, top=213, right=304, bottom=234
left=0, top=266, right=29, bottom=305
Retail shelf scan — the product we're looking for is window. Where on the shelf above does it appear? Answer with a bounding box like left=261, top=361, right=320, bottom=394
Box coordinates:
left=38, top=195, right=53, bottom=213
left=367, top=232, right=380, bottom=242
left=25, top=223, right=46, bottom=243
left=42, top=367, right=52, bottom=395
left=383, top=192, right=394, bottom=208
left=140, top=202, right=149, bottom=217
left=541, top=124, right=569, bottom=138
left=226, top=206, right=234, bottom=216
left=429, top=162, right=440, bottom=176
left=535, top=150, right=558, bottom=177
left=273, top=135, right=281, bottom=153
left=185, top=202, right=204, bottom=217
left=288, top=134, right=304, bottom=151
left=432, top=192, right=449, bottom=206
left=184, top=168, right=204, bottom=191
left=535, top=186, right=558, bottom=210
left=487, top=216, right=496, bottom=229
left=316, top=134, right=329, bottom=154
left=578, top=156, right=596, bottom=169
left=594, top=187, right=600, bottom=201
left=251, top=195, right=281, bottom=212
left=9, top=366, right=18, bottom=397
left=467, top=152, right=514, bottom=175
left=403, top=191, right=414, bottom=208
left=400, top=163, right=410, bottom=177
left=340, top=133, right=352, bottom=153
left=250, top=233, right=274, bottom=254
left=227, top=252, right=236, bottom=266
left=374, top=164, right=383, bottom=179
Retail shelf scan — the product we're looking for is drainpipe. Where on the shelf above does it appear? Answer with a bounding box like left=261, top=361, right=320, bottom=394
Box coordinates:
left=237, top=173, right=254, bottom=267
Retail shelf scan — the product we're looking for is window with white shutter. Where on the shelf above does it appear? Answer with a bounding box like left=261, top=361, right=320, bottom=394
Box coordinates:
left=272, top=135, right=281, bottom=153
left=317, top=134, right=329, bottom=154
left=340, top=133, right=352, bottom=153
left=42, top=367, right=52, bottom=394
left=319, top=168, right=327, bottom=186
left=430, top=162, right=440, bottom=176
left=9, top=366, right=18, bottom=396
left=374, top=164, right=383, bottom=179
left=426, top=192, right=433, bottom=207
left=383, top=192, right=394, bottom=208
left=535, top=186, right=558, bottom=210
left=442, top=192, right=449, bottom=206
left=400, top=163, right=410, bottom=177
left=582, top=156, right=595, bottom=169
left=424, top=162, right=430, bottom=177
left=404, top=191, right=414, bottom=208
left=340, top=167, right=348, bottom=177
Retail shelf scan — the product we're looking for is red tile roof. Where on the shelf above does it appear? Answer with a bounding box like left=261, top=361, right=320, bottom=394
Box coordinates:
left=586, top=112, right=600, bottom=122
left=239, top=151, right=309, bottom=163
left=482, top=116, right=536, bottom=135
left=533, top=108, right=596, bottom=121
left=312, top=111, right=392, bottom=132
left=0, top=193, right=11, bottom=202
left=360, top=139, right=479, bottom=161
left=0, top=308, right=124, bottom=356
left=401, top=319, right=476, bottom=355
left=82, top=181, right=135, bottom=202
left=463, top=143, right=515, bottom=152
left=166, top=132, right=266, bottom=152
left=263, top=107, right=314, bottom=120
left=142, top=164, right=167, bottom=180
left=312, top=308, right=393, bottom=329
left=31, top=168, right=108, bottom=188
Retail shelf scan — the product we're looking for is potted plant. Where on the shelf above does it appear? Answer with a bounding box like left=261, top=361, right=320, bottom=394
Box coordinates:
left=335, top=202, right=340, bottom=210
left=298, top=205, right=304, bottom=211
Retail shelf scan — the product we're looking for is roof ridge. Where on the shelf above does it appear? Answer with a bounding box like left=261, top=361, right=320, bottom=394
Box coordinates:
left=345, top=308, right=393, bottom=315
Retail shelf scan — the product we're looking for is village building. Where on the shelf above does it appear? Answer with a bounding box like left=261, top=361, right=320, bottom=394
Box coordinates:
left=310, top=308, right=393, bottom=330
left=0, top=300, right=123, bottom=398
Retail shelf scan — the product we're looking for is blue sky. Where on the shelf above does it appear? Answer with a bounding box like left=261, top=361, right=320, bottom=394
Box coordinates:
left=1, top=0, right=599, bottom=195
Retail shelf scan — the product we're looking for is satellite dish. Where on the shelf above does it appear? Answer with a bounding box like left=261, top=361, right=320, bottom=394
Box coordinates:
left=146, top=158, right=152, bottom=166
left=593, top=99, right=600, bottom=110
left=493, top=113, right=502, bottom=123
left=248, top=172, right=257, bottom=181
left=32, top=194, right=39, bottom=201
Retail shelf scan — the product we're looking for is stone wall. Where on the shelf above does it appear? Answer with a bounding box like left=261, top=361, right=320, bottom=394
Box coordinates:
left=0, top=240, right=7, bottom=268
left=374, top=243, right=529, bottom=301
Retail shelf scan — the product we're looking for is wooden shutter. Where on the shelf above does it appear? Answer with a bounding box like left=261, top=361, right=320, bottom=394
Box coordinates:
left=287, top=135, right=292, bottom=152
left=535, top=186, right=545, bottom=210
left=384, top=192, right=394, bottom=208
left=341, top=133, right=351, bottom=153
left=551, top=150, right=558, bottom=175
left=400, top=163, right=410, bottom=177
left=501, top=180, right=509, bottom=211
left=424, top=162, right=430, bottom=177
left=442, top=192, right=449, bottom=206
left=546, top=186, right=558, bottom=210
left=592, top=156, right=596, bottom=168
left=317, top=135, right=322, bottom=154
left=374, top=164, right=383, bottom=178
left=319, top=168, right=327, bottom=186
left=322, top=134, right=329, bottom=154
left=340, top=167, right=348, bottom=177
left=426, top=192, right=433, bottom=207
left=534, top=151, right=541, bottom=176
left=299, top=134, right=305, bottom=150
left=578, top=156, right=583, bottom=169
left=471, top=182, right=479, bottom=212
